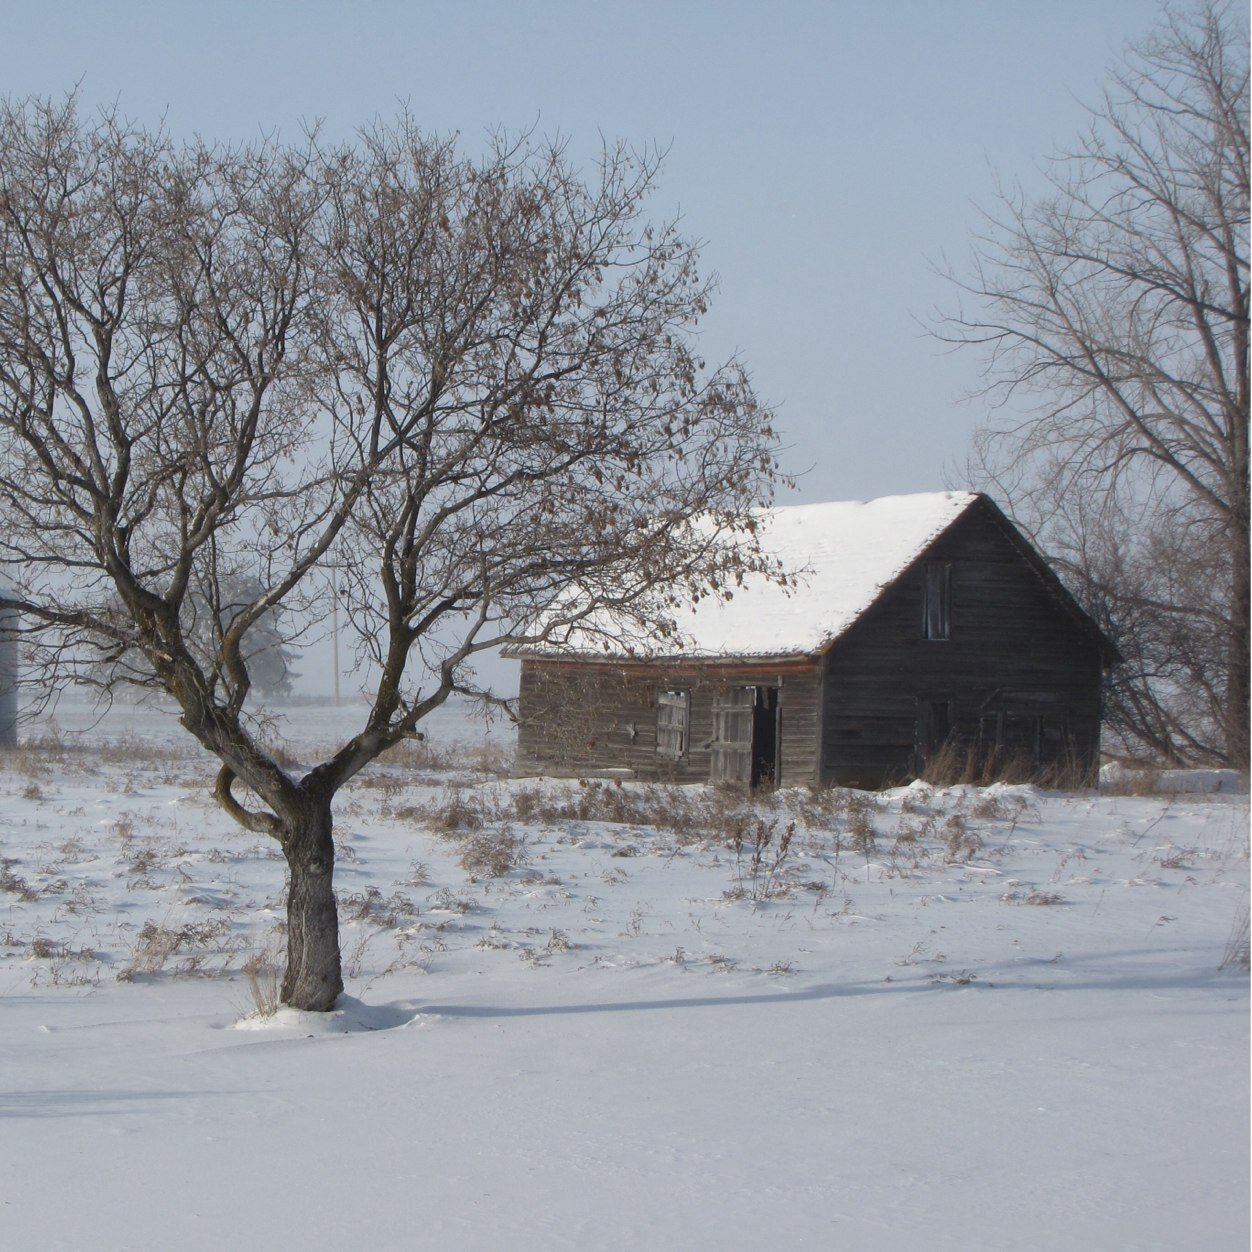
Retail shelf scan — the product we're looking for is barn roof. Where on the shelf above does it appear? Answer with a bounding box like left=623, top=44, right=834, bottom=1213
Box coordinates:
left=521, top=491, right=986, bottom=662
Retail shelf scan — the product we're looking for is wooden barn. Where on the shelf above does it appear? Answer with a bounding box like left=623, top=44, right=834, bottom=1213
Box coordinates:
left=511, top=492, right=1119, bottom=789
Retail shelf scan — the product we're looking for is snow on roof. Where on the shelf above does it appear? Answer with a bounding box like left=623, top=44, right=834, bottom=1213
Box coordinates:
left=535, top=491, right=981, bottom=661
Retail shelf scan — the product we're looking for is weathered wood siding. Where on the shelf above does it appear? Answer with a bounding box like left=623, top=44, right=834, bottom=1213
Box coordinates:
left=819, top=500, right=1106, bottom=787
left=516, top=657, right=822, bottom=786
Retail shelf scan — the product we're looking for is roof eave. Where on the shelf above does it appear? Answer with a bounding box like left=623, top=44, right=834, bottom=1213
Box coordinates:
left=511, top=647, right=819, bottom=666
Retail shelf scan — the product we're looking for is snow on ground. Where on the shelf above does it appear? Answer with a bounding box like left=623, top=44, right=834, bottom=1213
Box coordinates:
left=1, top=700, right=1248, bottom=1251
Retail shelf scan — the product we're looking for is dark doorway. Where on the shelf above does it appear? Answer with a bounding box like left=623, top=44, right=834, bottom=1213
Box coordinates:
left=751, top=686, right=780, bottom=787
left=915, top=697, right=952, bottom=775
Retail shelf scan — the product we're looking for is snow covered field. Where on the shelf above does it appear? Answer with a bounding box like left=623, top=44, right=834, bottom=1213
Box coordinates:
left=1, top=700, right=1248, bottom=1251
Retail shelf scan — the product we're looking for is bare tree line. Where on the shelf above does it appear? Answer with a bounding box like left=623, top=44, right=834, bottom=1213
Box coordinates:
left=944, top=1, right=1249, bottom=769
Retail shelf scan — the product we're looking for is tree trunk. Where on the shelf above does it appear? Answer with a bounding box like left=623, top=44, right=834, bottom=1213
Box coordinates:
left=1227, top=516, right=1251, bottom=773
left=281, top=800, right=344, bottom=1011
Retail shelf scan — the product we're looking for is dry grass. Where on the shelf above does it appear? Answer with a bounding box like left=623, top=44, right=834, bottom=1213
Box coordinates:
left=25, top=937, right=100, bottom=987
left=1, top=857, right=39, bottom=901
left=510, top=779, right=660, bottom=827
left=378, top=735, right=513, bottom=778
left=942, top=814, right=983, bottom=863
left=726, top=814, right=797, bottom=900
left=339, top=885, right=419, bottom=925
left=375, top=737, right=453, bottom=774
left=458, top=740, right=514, bottom=777
left=426, top=886, right=474, bottom=914
left=968, top=793, right=1019, bottom=822
left=242, top=934, right=283, bottom=1018
left=508, top=780, right=891, bottom=868
left=457, top=828, right=524, bottom=878
left=845, top=804, right=877, bottom=857
left=1156, top=846, right=1194, bottom=870
left=1001, top=887, right=1065, bottom=906
left=920, top=739, right=1093, bottom=790
left=509, top=779, right=768, bottom=847
left=4, top=733, right=197, bottom=774
left=387, top=789, right=500, bottom=833
left=1220, top=904, right=1250, bottom=972
left=1098, top=764, right=1167, bottom=796
left=117, top=916, right=237, bottom=980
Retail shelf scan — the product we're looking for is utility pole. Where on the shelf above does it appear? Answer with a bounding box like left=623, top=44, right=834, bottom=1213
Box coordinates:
left=331, top=566, right=341, bottom=706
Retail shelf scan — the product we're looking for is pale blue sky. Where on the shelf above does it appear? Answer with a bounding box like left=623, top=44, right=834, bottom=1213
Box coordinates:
left=1, top=0, right=1168, bottom=505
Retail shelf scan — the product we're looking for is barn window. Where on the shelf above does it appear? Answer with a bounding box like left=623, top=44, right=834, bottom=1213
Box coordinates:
left=656, top=690, right=690, bottom=759
left=923, top=562, right=951, bottom=640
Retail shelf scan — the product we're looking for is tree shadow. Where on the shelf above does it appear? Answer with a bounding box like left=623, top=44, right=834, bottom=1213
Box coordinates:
left=411, top=951, right=1245, bottom=1021
left=0, top=1089, right=218, bottom=1119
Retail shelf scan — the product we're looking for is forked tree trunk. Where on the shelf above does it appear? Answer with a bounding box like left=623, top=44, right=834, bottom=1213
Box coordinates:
left=281, top=800, right=344, bottom=1011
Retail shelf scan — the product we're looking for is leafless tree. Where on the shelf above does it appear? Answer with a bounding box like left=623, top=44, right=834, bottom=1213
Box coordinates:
left=0, top=98, right=780, bottom=1009
left=942, top=2, right=1249, bottom=769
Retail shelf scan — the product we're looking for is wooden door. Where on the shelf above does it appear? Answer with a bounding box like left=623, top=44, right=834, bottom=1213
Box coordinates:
left=710, top=687, right=755, bottom=783
left=914, top=697, right=952, bottom=774
left=656, top=690, right=689, bottom=760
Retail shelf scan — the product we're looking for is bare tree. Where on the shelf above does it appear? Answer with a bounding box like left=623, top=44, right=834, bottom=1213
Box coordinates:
left=943, top=2, right=1249, bottom=769
left=0, top=98, right=780, bottom=1009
